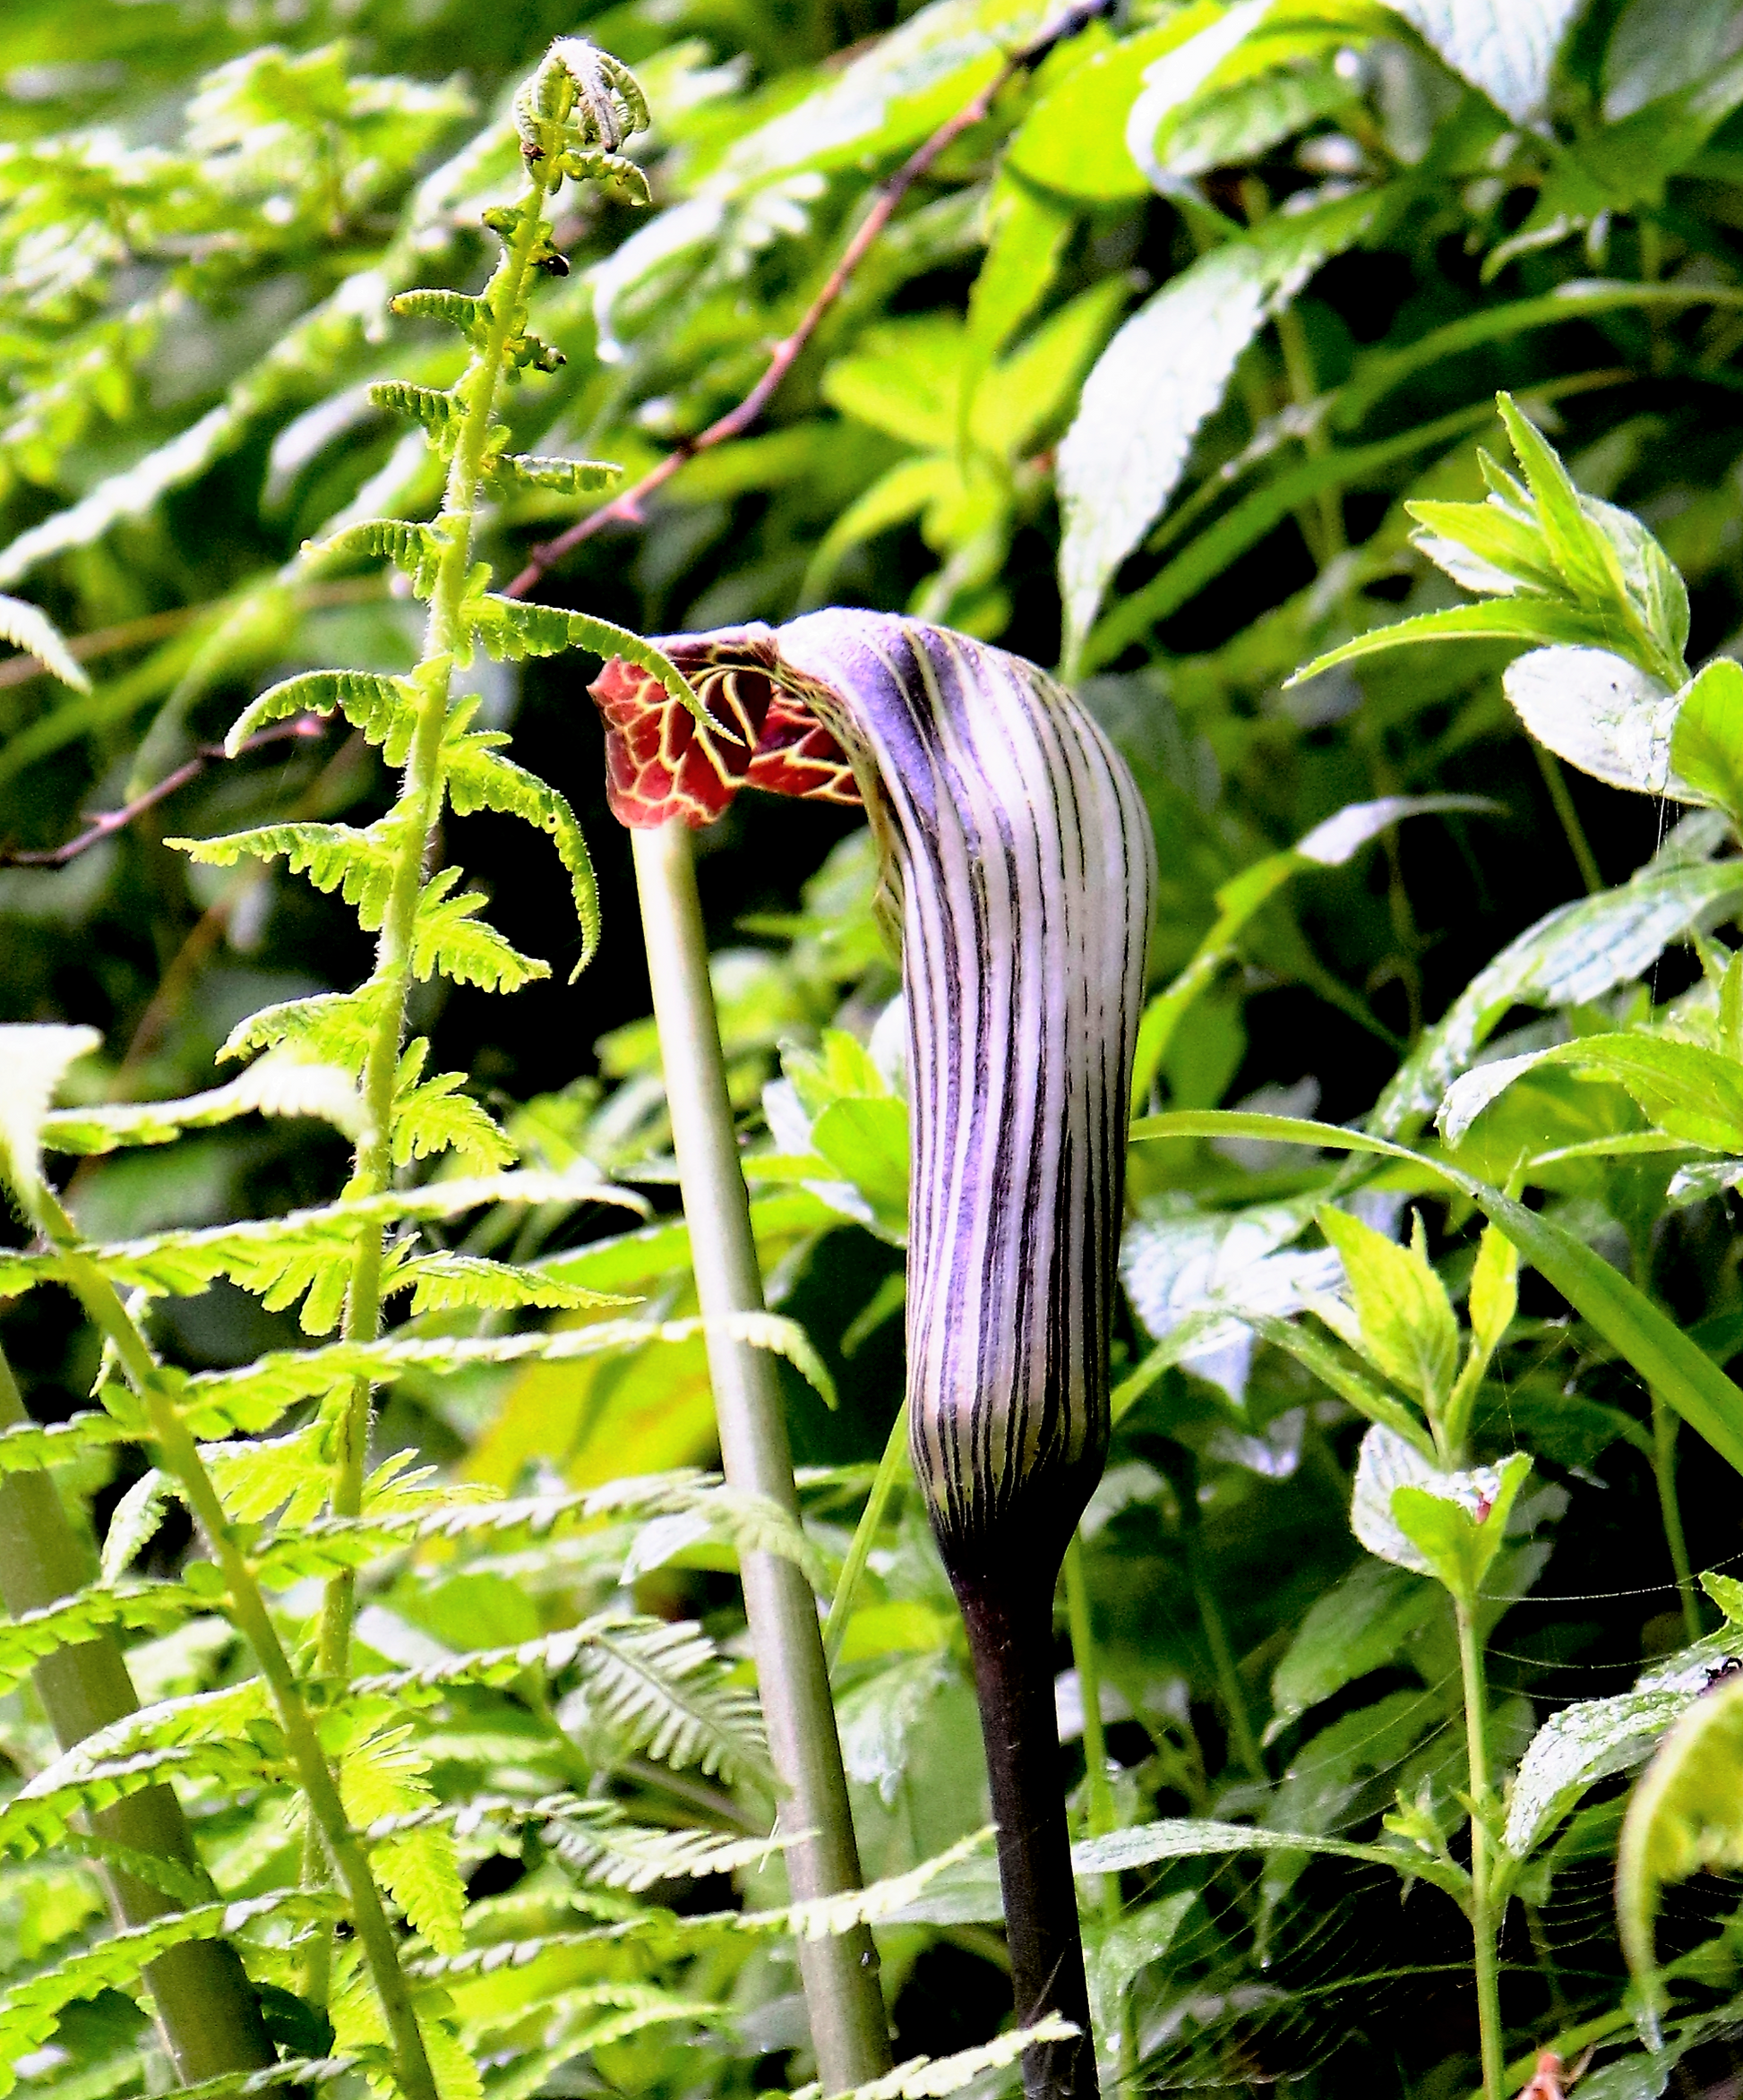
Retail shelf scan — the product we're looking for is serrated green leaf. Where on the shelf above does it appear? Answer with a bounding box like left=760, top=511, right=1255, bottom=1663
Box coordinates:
left=389, top=1252, right=635, bottom=1316
left=1670, top=656, right=1743, bottom=822
left=304, top=517, right=448, bottom=595
left=0, top=1023, right=100, bottom=1196
left=1316, top=1206, right=1458, bottom=1410
left=1287, top=599, right=1626, bottom=690
left=40, top=1052, right=364, bottom=1154
left=408, top=868, right=547, bottom=992
left=466, top=596, right=700, bottom=720
left=1440, top=1031, right=1743, bottom=1153
left=492, top=452, right=621, bottom=496
left=226, top=668, right=411, bottom=758
left=368, top=380, right=462, bottom=440
left=444, top=736, right=599, bottom=975
left=172, top=818, right=405, bottom=931
left=390, top=287, right=489, bottom=338
left=0, top=592, right=90, bottom=693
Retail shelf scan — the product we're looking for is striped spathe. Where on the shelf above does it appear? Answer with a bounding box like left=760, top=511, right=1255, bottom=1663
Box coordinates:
left=591, top=612, right=1155, bottom=1567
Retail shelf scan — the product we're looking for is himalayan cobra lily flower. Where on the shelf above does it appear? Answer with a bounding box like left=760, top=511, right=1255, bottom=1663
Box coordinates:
left=592, top=613, right=1155, bottom=2100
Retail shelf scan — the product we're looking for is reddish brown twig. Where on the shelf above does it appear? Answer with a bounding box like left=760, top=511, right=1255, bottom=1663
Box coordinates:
left=0, top=717, right=325, bottom=869
left=503, top=0, right=1111, bottom=602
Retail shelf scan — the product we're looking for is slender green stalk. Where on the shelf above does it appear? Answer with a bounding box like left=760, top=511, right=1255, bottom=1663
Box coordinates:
left=1455, top=1599, right=1504, bottom=2100
left=824, top=1398, right=908, bottom=1674
left=320, top=156, right=563, bottom=1686
left=1533, top=745, right=1603, bottom=896
left=1650, top=1391, right=1703, bottom=1645
left=1064, top=1536, right=1137, bottom=2087
left=1063, top=1537, right=1116, bottom=1848
left=1274, top=302, right=1344, bottom=562
left=1176, top=1470, right=1263, bottom=1782
left=630, top=819, right=891, bottom=2091
left=0, top=1340, right=275, bottom=2086
left=26, top=1185, right=441, bottom=2100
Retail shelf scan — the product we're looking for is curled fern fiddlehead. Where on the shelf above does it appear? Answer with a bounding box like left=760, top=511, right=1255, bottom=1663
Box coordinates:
left=591, top=613, right=1155, bottom=2100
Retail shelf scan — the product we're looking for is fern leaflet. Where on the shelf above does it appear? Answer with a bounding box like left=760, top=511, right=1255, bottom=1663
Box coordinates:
left=491, top=452, right=620, bottom=496
left=173, top=818, right=406, bottom=932
left=408, top=868, right=546, bottom=992
left=303, top=516, right=448, bottom=595
left=445, top=735, right=599, bottom=973
left=224, top=668, right=413, bottom=758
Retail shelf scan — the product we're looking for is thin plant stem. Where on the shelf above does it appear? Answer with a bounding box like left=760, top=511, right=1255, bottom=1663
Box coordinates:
left=1275, top=301, right=1345, bottom=562
left=1063, top=1536, right=1117, bottom=1847
left=1651, top=1390, right=1704, bottom=1644
left=0, top=1339, right=275, bottom=2085
left=1629, top=1245, right=1702, bottom=1644
left=1533, top=744, right=1603, bottom=896
left=630, top=818, right=891, bottom=2090
left=1064, top=1533, right=1137, bottom=2087
left=824, top=1397, right=909, bottom=1673
left=1455, top=1598, right=1504, bottom=2100
left=320, top=149, right=564, bottom=1688
left=1175, top=1467, right=1263, bottom=1781
left=25, top=1185, right=442, bottom=2100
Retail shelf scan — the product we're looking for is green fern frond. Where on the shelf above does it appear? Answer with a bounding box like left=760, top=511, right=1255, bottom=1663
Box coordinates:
left=389, top=1252, right=636, bottom=1316
left=0, top=1170, right=643, bottom=1307
left=173, top=818, right=405, bottom=931
left=374, top=1826, right=466, bottom=1954
left=790, top=2021, right=1080, bottom=2100
left=571, top=1618, right=768, bottom=1779
left=0, top=1890, right=337, bottom=2094
left=0, top=1411, right=129, bottom=1474
left=444, top=737, right=599, bottom=975
left=368, top=381, right=464, bottom=445
left=165, top=2056, right=360, bottom=2100
left=0, top=1583, right=196, bottom=1700
left=465, top=598, right=699, bottom=720
left=0, top=1736, right=281, bottom=1863
left=409, top=868, right=547, bottom=992
left=219, top=986, right=385, bottom=1076
left=99, top=1469, right=172, bottom=1582
left=225, top=668, right=413, bottom=759
left=339, top=1720, right=436, bottom=1826
left=391, top=1058, right=516, bottom=1173
left=543, top=1806, right=783, bottom=1892
left=0, top=591, right=89, bottom=694
left=206, top=1423, right=331, bottom=1524
left=490, top=453, right=621, bottom=496
left=174, top=1324, right=829, bottom=1474
left=303, top=516, right=449, bottom=595
left=390, top=287, right=490, bottom=340
left=39, top=1051, right=365, bottom=1155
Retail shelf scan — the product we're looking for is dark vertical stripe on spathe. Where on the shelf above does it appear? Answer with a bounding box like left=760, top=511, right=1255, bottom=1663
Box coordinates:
left=706, top=611, right=1161, bottom=1564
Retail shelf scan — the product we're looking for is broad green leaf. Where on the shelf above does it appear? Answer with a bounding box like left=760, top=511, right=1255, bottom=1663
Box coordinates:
left=1669, top=656, right=1743, bottom=822
left=1507, top=1675, right=1711, bottom=1864
left=811, top=1098, right=911, bottom=1230
left=966, top=176, right=1073, bottom=356
left=1122, top=0, right=1272, bottom=192
left=1618, top=1676, right=1743, bottom=2009
left=0, top=1023, right=100, bottom=1197
left=1155, top=55, right=1361, bottom=179
left=1268, top=1558, right=1440, bottom=1735
left=1605, top=0, right=1743, bottom=117
left=711, top=0, right=1050, bottom=191
left=1376, top=844, right=1743, bottom=1134
left=1007, top=16, right=1206, bottom=200
left=1057, top=189, right=1377, bottom=661
left=1084, top=1893, right=1196, bottom=2071
left=1129, top=1109, right=1743, bottom=1477
left=1316, top=1205, right=1459, bottom=1408
left=1441, top=1032, right=1743, bottom=1153
left=1286, top=600, right=1625, bottom=690
left=1502, top=647, right=1686, bottom=797
left=1350, top=1424, right=1528, bottom=1599
left=1070, top=1813, right=1467, bottom=1900
left=1378, top=0, right=1584, bottom=124
left=1390, top=1450, right=1531, bottom=1605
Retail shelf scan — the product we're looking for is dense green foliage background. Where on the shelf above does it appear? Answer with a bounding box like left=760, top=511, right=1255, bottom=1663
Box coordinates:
left=14, top=0, right=1743, bottom=2096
